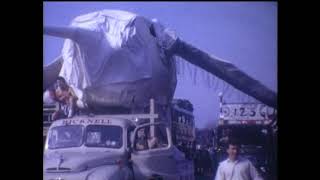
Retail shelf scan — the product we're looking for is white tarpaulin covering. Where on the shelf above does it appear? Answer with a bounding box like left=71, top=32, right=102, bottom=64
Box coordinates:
left=44, top=9, right=277, bottom=109
left=51, top=10, right=177, bottom=109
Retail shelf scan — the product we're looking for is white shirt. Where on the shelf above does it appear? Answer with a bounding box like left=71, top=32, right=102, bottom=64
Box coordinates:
left=215, top=157, right=263, bottom=180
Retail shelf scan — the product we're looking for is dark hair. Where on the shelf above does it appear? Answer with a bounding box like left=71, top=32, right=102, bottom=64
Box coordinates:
left=227, top=138, right=240, bottom=147
left=56, top=76, right=66, bottom=82
left=55, top=76, right=68, bottom=90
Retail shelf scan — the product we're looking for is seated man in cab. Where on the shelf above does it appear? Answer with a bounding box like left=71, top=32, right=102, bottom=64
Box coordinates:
left=135, top=128, right=161, bottom=150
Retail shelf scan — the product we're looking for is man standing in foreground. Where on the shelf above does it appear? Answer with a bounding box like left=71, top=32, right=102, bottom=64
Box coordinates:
left=215, top=139, right=263, bottom=180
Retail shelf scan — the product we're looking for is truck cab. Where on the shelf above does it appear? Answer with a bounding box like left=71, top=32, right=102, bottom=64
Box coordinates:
left=43, top=99, right=195, bottom=180
left=44, top=116, right=135, bottom=180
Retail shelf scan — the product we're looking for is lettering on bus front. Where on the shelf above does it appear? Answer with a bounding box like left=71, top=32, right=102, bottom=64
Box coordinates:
left=62, top=119, right=112, bottom=125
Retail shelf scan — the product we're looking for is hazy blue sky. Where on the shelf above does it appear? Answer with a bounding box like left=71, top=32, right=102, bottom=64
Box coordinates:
left=43, top=2, right=277, bottom=128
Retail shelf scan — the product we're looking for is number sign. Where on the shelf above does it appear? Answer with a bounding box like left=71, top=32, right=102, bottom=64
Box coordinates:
left=220, top=103, right=276, bottom=120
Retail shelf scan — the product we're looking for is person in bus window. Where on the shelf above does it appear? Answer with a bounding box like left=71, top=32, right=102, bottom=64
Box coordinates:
left=136, top=128, right=148, bottom=150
